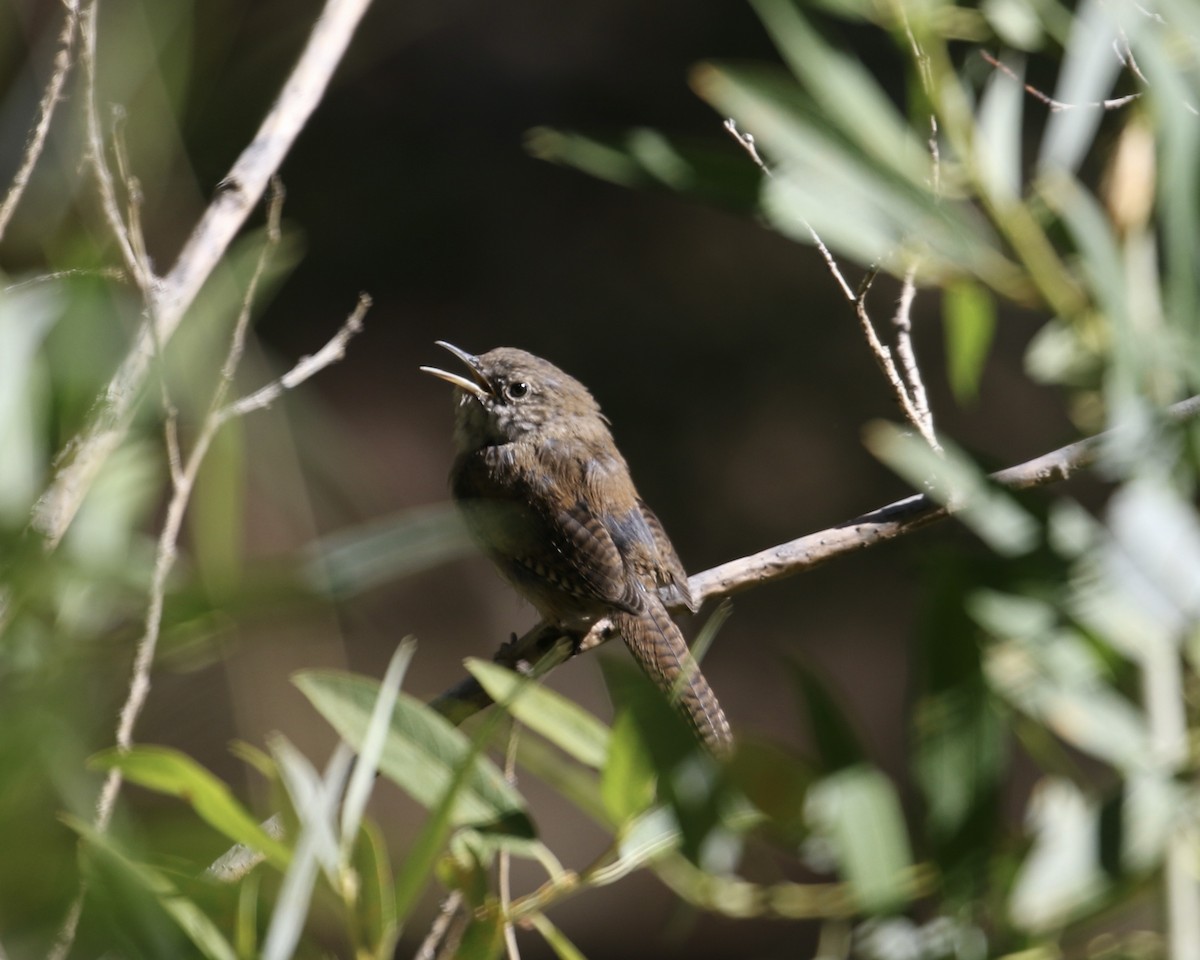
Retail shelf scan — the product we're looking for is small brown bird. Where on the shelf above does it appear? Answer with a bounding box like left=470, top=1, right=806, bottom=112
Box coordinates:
left=421, top=342, right=732, bottom=754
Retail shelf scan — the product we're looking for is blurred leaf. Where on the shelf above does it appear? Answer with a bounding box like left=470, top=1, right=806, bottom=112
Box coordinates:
left=726, top=738, right=813, bottom=838
left=601, top=659, right=731, bottom=866
left=689, top=598, right=732, bottom=668
left=454, top=911, right=505, bottom=960
left=806, top=765, right=914, bottom=913
left=341, top=640, right=417, bottom=856
left=263, top=741, right=354, bottom=960
left=0, top=287, right=56, bottom=523
left=751, top=0, right=929, bottom=184
left=531, top=913, right=589, bottom=960
left=1009, top=778, right=1106, bottom=931
left=865, top=423, right=1039, bottom=555
left=304, top=503, right=474, bottom=597
left=692, top=63, right=1020, bottom=290
left=269, top=735, right=351, bottom=879
left=89, top=746, right=290, bottom=870
left=525, top=127, right=760, bottom=212
left=943, top=279, right=996, bottom=404
left=466, top=659, right=610, bottom=770
left=984, top=632, right=1150, bottom=772
left=293, top=670, right=533, bottom=836
left=65, top=815, right=238, bottom=960
left=235, top=870, right=259, bottom=959
left=1037, top=0, right=1126, bottom=175
left=354, top=818, right=398, bottom=958
left=982, top=0, right=1045, bottom=51
left=790, top=659, right=866, bottom=771
left=602, top=710, right=658, bottom=826
left=975, top=57, right=1024, bottom=201
left=513, top=734, right=607, bottom=825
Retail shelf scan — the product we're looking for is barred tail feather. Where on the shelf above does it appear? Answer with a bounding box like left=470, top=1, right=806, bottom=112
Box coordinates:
left=613, top=601, right=733, bottom=755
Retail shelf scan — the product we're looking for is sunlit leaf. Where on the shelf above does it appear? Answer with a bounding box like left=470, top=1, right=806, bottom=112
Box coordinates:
left=294, top=670, right=532, bottom=836
left=1037, top=0, right=1126, bottom=174
left=89, top=746, right=290, bottom=870
left=865, top=422, right=1039, bottom=555
left=806, top=765, right=914, bottom=913
left=602, top=710, right=658, bottom=826
left=466, top=659, right=610, bottom=769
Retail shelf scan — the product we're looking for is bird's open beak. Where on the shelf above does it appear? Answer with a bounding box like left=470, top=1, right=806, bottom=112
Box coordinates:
left=419, top=341, right=494, bottom=402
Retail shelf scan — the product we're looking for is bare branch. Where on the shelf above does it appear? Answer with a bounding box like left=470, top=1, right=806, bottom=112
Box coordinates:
left=723, top=118, right=856, bottom=302
left=724, top=118, right=940, bottom=450
left=979, top=51, right=1141, bottom=112
left=0, top=0, right=79, bottom=243
left=429, top=394, right=1200, bottom=723
left=219, top=293, right=370, bottom=424
left=31, top=0, right=376, bottom=549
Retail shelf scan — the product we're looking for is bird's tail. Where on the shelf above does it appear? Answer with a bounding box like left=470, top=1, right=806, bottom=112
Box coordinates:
left=612, top=600, right=733, bottom=755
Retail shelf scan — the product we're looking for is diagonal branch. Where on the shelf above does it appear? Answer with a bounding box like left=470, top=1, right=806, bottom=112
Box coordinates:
left=30, top=0, right=376, bottom=550
left=430, top=393, right=1200, bottom=722
left=0, top=0, right=80, bottom=243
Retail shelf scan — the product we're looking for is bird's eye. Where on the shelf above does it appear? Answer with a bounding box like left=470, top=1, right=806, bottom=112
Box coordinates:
left=505, top=381, right=530, bottom=400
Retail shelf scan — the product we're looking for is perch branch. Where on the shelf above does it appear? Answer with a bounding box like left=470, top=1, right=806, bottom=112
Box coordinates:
left=429, top=393, right=1200, bottom=723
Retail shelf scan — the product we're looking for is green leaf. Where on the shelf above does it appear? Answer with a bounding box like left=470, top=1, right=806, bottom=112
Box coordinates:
left=1036, top=0, right=1125, bottom=175
left=89, top=746, right=290, bottom=870
left=601, top=710, right=658, bottom=826
left=790, top=659, right=867, bottom=771
left=304, top=504, right=474, bottom=598
left=64, top=814, right=238, bottom=960
left=943, top=280, right=996, bottom=404
left=806, top=765, right=914, bottom=913
left=726, top=738, right=812, bottom=838
left=975, top=57, right=1025, bottom=202
left=751, top=0, right=929, bottom=184
left=293, top=669, right=532, bottom=836
left=465, top=658, right=610, bottom=769
left=341, top=640, right=417, bottom=853
left=864, top=423, right=1039, bottom=556
left=983, top=632, right=1150, bottom=772
left=354, top=818, right=398, bottom=959
left=1008, top=778, right=1106, bottom=931
left=531, top=913, right=589, bottom=960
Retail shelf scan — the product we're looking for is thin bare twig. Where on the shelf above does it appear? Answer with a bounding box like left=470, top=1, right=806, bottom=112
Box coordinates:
left=78, top=0, right=154, bottom=293
left=724, top=118, right=940, bottom=451
left=2, top=267, right=125, bottom=292
left=0, top=0, right=80, bottom=243
left=414, top=891, right=465, bottom=960
left=31, top=0, right=376, bottom=550
left=979, top=51, right=1141, bottom=112
left=723, top=119, right=856, bottom=302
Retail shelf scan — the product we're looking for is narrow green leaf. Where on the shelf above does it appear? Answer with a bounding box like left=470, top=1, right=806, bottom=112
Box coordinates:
left=235, top=871, right=259, bottom=960
left=790, top=660, right=866, bottom=771
left=943, top=280, right=997, bottom=404
left=466, top=659, right=610, bottom=769
left=531, top=913, right=590, bottom=960
left=294, top=670, right=532, bottom=837
left=601, top=710, right=658, bottom=826
left=354, top=818, right=398, bottom=959
left=304, top=504, right=473, bottom=598
left=1009, top=778, right=1106, bottom=931
left=975, top=57, right=1025, bottom=201
left=751, top=0, right=929, bottom=185
left=89, top=746, right=290, bottom=870
left=1037, top=0, right=1125, bottom=174
left=341, top=639, right=417, bottom=853
left=806, top=765, right=914, bottom=913
left=865, top=423, right=1039, bottom=555
left=63, top=815, right=239, bottom=960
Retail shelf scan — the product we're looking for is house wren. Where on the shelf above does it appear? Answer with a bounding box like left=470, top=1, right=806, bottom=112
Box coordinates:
left=421, top=342, right=732, bottom=754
